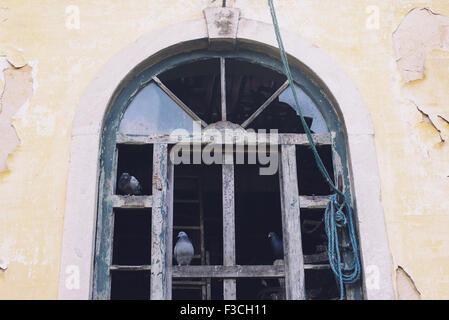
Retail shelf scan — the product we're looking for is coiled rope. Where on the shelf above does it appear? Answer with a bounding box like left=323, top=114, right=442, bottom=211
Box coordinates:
left=268, top=0, right=361, bottom=299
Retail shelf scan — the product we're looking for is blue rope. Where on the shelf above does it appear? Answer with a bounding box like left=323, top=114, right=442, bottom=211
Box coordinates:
left=268, top=0, right=361, bottom=299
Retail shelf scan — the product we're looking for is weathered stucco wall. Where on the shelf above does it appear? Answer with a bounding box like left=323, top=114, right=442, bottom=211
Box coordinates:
left=0, top=0, right=448, bottom=299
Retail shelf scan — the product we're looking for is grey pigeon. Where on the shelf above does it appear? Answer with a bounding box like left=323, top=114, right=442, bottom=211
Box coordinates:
left=118, top=172, right=143, bottom=195
left=268, top=232, right=284, bottom=260
left=174, top=231, right=194, bottom=266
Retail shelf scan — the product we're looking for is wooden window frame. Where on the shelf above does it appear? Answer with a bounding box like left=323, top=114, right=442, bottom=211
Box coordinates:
left=93, top=52, right=362, bottom=300
left=107, top=134, right=337, bottom=300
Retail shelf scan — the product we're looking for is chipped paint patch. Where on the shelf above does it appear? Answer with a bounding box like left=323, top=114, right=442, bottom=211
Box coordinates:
left=393, top=8, right=449, bottom=83
left=0, top=46, right=27, bottom=69
left=396, top=266, right=421, bottom=300
left=416, top=105, right=444, bottom=143
left=0, top=57, right=11, bottom=113
left=0, top=63, right=33, bottom=172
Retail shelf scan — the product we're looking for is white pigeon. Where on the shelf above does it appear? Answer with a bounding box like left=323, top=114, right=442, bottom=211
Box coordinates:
left=174, top=231, right=194, bottom=266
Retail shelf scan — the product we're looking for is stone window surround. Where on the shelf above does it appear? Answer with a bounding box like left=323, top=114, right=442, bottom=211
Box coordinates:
left=58, top=15, right=395, bottom=300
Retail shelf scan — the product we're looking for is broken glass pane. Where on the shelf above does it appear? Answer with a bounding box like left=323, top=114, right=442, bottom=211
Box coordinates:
left=278, top=85, right=329, bottom=133
left=119, top=82, right=195, bottom=135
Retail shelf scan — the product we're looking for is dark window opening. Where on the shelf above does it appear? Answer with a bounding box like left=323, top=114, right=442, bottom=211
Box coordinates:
left=172, top=278, right=223, bottom=300
left=173, top=163, right=223, bottom=266
left=305, top=269, right=339, bottom=300
left=300, top=209, right=328, bottom=262
left=237, top=278, right=285, bottom=300
left=110, top=270, right=150, bottom=300
left=225, top=59, right=286, bottom=126
left=296, top=145, right=334, bottom=195
left=116, top=144, right=153, bottom=195
left=247, top=104, right=313, bottom=134
left=172, top=162, right=223, bottom=300
left=159, top=58, right=318, bottom=134
left=235, top=160, right=282, bottom=266
left=110, top=209, right=152, bottom=300
left=112, top=209, right=152, bottom=265
left=159, top=59, right=222, bottom=124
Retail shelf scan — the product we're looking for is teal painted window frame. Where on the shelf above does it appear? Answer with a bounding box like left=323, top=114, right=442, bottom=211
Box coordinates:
left=93, top=49, right=362, bottom=300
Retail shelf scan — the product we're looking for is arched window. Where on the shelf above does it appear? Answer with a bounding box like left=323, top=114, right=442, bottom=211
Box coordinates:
left=93, top=50, right=363, bottom=300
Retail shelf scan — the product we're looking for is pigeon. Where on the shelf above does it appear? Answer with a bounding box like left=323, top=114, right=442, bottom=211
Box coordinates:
left=118, top=172, right=143, bottom=195
left=268, top=232, right=284, bottom=260
left=174, top=231, right=194, bottom=266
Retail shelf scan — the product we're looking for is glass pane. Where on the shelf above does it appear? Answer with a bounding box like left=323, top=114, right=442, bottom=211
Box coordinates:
left=278, top=85, right=329, bottom=133
left=119, top=82, right=195, bottom=135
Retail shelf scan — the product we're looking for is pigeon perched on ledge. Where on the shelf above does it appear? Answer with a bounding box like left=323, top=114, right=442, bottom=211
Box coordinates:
left=174, top=231, right=194, bottom=266
left=268, top=232, right=284, bottom=260
left=118, top=172, right=143, bottom=195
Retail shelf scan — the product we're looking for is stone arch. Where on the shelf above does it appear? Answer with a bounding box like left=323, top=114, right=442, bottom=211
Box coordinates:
left=58, top=13, right=394, bottom=300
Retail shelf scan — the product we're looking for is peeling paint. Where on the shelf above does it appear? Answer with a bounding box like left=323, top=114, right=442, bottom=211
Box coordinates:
left=416, top=105, right=444, bottom=143
left=438, top=115, right=449, bottom=126
left=0, top=63, right=33, bottom=172
left=0, top=57, right=11, bottom=113
left=393, top=8, right=449, bottom=82
left=0, top=46, right=27, bottom=69
left=0, top=259, right=7, bottom=271
left=396, top=266, right=421, bottom=300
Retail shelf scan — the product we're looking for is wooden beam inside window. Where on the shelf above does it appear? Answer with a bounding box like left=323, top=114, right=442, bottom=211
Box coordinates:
left=222, top=152, right=236, bottom=299
left=93, top=146, right=119, bottom=300
left=220, top=57, right=227, bottom=121
left=171, top=264, right=331, bottom=278
left=173, top=265, right=284, bottom=278
left=150, top=144, right=169, bottom=300
left=116, top=132, right=332, bottom=146
left=165, top=157, right=174, bottom=300
left=298, top=195, right=330, bottom=209
left=279, top=144, right=306, bottom=300
left=112, top=195, right=153, bottom=209
left=110, top=265, right=152, bottom=271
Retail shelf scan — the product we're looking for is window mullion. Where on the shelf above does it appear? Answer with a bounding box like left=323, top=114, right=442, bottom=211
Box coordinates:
left=93, top=146, right=118, bottom=300
left=166, top=153, right=175, bottom=300
left=152, top=76, right=208, bottom=128
left=150, top=143, right=169, bottom=300
left=222, top=151, right=236, bottom=299
left=241, top=79, right=289, bottom=129
left=220, top=57, right=227, bottom=121
left=279, top=144, right=306, bottom=300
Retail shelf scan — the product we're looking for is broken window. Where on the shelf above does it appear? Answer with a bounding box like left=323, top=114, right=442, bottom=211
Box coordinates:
left=94, top=52, right=361, bottom=300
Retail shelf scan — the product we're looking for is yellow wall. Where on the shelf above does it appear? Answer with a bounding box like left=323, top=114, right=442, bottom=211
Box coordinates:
left=0, top=0, right=448, bottom=299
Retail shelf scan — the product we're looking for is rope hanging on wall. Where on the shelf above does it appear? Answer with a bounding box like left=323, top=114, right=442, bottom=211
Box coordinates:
left=267, top=0, right=361, bottom=300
